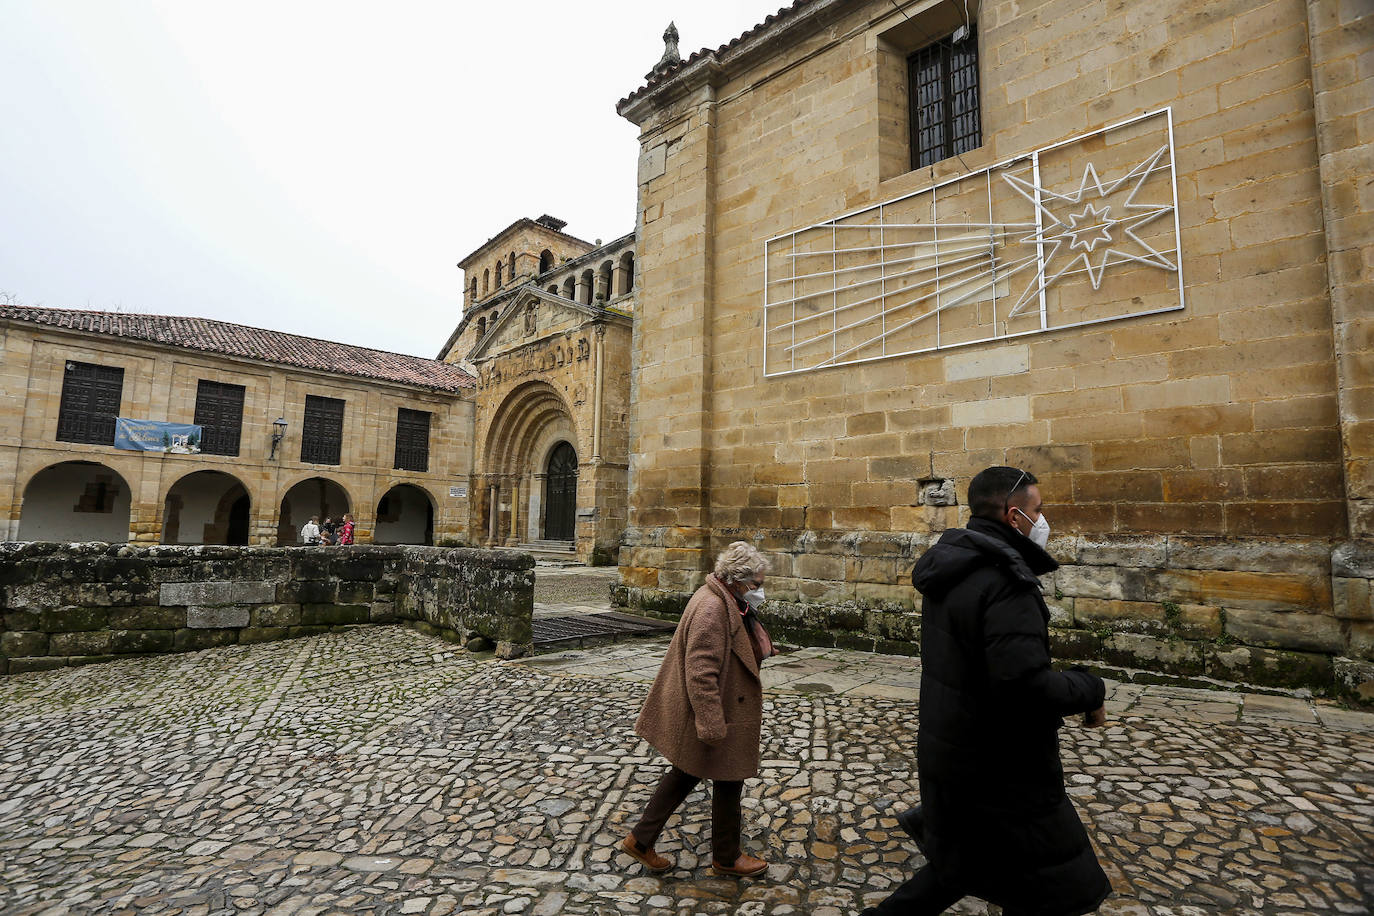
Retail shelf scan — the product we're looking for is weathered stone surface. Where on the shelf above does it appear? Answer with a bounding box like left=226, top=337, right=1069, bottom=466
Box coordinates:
left=107, top=606, right=185, bottom=630
left=49, top=630, right=113, bottom=656
left=301, top=604, right=369, bottom=626
left=160, top=581, right=275, bottom=607
left=1205, top=645, right=1334, bottom=690
left=109, top=629, right=175, bottom=654
left=187, top=605, right=251, bottom=629
left=238, top=627, right=289, bottom=645
left=1332, top=576, right=1372, bottom=620
left=38, top=607, right=107, bottom=633
left=1100, top=632, right=1204, bottom=677
left=1167, top=538, right=1332, bottom=575
left=1331, top=541, right=1374, bottom=578
left=1, top=631, right=48, bottom=657
left=250, top=604, right=301, bottom=627
left=173, top=629, right=239, bottom=651
left=1224, top=608, right=1346, bottom=654
left=1077, top=535, right=1167, bottom=568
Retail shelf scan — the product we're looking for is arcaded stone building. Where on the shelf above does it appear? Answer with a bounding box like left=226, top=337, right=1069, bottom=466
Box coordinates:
left=613, top=0, right=1373, bottom=694
left=0, top=307, right=475, bottom=546
left=439, top=215, right=635, bottom=563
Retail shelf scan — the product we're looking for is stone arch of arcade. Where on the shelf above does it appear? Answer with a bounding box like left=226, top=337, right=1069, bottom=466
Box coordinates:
left=19, top=460, right=134, bottom=543
left=375, top=483, right=437, bottom=545
left=479, top=380, right=581, bottom=547
left=277, top=475, right=352, bottom=545
left=162, top=469, right=251, bottom=545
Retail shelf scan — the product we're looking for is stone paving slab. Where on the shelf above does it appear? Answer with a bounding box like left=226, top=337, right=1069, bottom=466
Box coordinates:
left=0, top=626, right=1371, bottom=915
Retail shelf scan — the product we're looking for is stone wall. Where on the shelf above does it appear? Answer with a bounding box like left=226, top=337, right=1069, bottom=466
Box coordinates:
left=0, top=543, right=533, bottom=675
left=616, top=532, right=1374, bottom=703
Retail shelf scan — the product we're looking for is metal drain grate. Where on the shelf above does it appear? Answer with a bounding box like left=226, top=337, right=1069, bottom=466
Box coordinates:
left=532, top=612, right=675, bottom=647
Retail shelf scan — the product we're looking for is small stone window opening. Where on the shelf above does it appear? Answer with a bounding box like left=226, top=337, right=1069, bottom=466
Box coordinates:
left=908, top=26, right=981, bottom=170
left=495, top=261, right=504, bottom=288
left=618, top=251, right=635, bottom=294
left=476, top=316, right=487, bottom=340
left=470, top=277, right=478, bottom=301
left=538, top=249, right=554, bottom=274
left=483, top=269, right=490, bottom=295
left=508, top=250, right=516, bottom=280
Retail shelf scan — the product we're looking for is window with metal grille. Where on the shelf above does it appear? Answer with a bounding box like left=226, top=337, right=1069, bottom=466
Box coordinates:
left=193, top=379, right=246, bottom=456
left=908, top=28, right=981, bottom=170
left=300, top=395, right=345, bottom=465
left=394, top=408, right=431, bottom=472
left=56, top=361, right=124, bottom=445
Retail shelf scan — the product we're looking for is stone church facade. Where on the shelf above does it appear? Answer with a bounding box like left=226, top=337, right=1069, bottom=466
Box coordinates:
left=439, top=216, right=636, bottom=564
left=612, top=0, right=1373, bottom=696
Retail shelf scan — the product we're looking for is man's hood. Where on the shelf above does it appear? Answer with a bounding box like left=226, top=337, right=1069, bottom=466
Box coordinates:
left=911, top=518, right=1058, bottom=598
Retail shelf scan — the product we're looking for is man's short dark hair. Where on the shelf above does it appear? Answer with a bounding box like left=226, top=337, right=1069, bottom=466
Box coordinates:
left=968, top=466, right=1038, bottom=520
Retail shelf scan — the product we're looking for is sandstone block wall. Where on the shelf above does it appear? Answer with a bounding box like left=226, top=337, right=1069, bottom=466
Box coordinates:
left=0, top=323, right=475, bottom=546
left=0, top=543, right=534, bottom=674
left=615, top=0, right=1372, bottom=696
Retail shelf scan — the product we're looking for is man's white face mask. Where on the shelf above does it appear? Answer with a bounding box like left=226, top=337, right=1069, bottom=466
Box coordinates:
left=1015, top=508, right=1051, bottom=549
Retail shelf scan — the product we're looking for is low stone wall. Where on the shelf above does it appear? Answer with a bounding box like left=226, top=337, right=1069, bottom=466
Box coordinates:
left=0, top=543, right=534, bottom=674
left=614, top=531, right=1374, bottom=703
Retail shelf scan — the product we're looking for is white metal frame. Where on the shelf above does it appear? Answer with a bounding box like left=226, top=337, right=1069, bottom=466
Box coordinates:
left=762, top=107, right=1186, bottom=377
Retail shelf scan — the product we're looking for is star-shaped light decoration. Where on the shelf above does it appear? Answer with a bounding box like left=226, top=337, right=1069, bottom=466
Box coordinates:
left=1002, top=146, right=1177, bottom=316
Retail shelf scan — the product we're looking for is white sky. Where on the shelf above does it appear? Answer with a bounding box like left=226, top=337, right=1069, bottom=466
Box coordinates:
left=0, top=1, right=770, bottom=358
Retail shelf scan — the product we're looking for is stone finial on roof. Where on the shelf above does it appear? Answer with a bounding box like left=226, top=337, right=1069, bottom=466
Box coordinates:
left=646, top=21, right=681, bottom=80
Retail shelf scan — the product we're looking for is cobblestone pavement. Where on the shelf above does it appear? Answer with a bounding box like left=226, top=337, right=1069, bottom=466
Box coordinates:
left=1, top=625, right=1372, bottom=915
left=533, top=565, right=620, bottom=619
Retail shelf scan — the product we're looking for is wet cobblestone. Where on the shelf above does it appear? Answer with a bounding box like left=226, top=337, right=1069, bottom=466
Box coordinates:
left=1, top=624, right=1371, bottom=915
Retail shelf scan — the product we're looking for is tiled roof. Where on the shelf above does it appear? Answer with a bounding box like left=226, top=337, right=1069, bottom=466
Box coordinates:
left=0, top=305, right=475, bottom=393
left=618, top=1, right=817, bottom=109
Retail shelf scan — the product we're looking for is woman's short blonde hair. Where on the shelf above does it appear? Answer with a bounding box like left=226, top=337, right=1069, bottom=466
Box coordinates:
left=714, top=541, right=771, bottom=585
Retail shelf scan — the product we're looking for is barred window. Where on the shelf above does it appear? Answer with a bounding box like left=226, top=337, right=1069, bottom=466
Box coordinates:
left=394, top=408, right=431, bottom=472
left=193, top=379, right=245, bottom=456
left=301, top=395, right=345, bottom=465
left=56, top=361, right=124, bottom=445
left=908, top=28, right=981, bottom=170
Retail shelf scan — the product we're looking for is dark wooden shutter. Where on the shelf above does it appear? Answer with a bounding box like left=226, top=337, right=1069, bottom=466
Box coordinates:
left=301, top=395, right=345, bottom=465
left=394, top=408, right=431, bottom=472
left=193, top=380, right=246, bottom=456
left=56, top=361, right=124, bottom=445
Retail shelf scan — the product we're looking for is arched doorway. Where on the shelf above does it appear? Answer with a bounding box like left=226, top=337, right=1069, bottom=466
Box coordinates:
left=19, top=461, right=132, bottom=542
left=278, top=477, right=350, bottom=545
left=375, top=484, right=435, bottom=545
left=543, top=441, right=577, bottom=542
left=163, top=471, right=250, bottom=545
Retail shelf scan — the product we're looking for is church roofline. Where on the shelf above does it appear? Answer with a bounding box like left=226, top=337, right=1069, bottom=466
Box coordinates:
left=617, top=0, right=847, bottom=122
left=456, top=217, right=595, bottom=270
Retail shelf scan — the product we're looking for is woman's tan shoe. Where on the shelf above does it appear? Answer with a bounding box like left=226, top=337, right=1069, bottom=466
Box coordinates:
left=620, top=835, right=673, bottom=873
left=711, top=852, right=768, bottom=877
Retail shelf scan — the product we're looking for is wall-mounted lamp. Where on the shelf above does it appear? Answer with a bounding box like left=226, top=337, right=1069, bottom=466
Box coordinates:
left=269, top=416, right=287, bottom=459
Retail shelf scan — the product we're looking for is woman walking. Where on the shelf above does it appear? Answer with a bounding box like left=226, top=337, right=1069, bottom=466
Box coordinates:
left=621, top=541, right=778, bottom=878
left=339, top=514, right=356, bottom=545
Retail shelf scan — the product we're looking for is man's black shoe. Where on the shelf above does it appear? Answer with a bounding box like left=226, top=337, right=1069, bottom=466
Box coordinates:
left=896, top=804, right=929, bottom=855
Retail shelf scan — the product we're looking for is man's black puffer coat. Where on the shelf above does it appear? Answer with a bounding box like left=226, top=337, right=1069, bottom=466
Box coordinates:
left=912, top=516, right=1110, bottom=916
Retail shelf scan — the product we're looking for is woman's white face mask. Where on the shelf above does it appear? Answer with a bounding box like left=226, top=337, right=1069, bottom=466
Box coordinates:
left=1014, top=507, right=1051, bottom=549
left=742, top=587, right=766, bottom=610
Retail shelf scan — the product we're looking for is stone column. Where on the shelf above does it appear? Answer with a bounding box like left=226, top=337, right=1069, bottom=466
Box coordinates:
left=575, top=273, right=591, bottom=306
left=488, top=483, right=499, bottom=542
left=507, top=480, right=520, bottom=546
left=610, top=262, right=625, bottom=299
left=593, top=326, right=605, bottom=461
left=1306, top=0, right=1374, bottom=538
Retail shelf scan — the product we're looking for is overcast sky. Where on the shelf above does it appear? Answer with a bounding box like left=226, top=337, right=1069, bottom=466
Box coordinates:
left=1, top=1, right=769, bottom=358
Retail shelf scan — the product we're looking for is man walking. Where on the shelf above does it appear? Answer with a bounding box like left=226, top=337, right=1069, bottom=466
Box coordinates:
left=862, top=466, right=1111, bottom=916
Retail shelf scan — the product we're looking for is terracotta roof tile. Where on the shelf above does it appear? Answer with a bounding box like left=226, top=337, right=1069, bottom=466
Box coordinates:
left=0, top=305, right=475, bottom=393
left=618, top=1, right=816, bottom=109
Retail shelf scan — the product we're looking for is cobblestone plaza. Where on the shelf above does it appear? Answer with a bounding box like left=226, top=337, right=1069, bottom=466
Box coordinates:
left=1, top=569, right=1371, bottom=915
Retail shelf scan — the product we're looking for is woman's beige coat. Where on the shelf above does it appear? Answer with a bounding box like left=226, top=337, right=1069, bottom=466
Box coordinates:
left=634, top=575, right=764, bottom=781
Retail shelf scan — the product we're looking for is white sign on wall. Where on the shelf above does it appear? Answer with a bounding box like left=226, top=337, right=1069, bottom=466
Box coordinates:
left=449, top=485, right=468, bottom=499
left=763, top=107, right=1184, bottom=376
